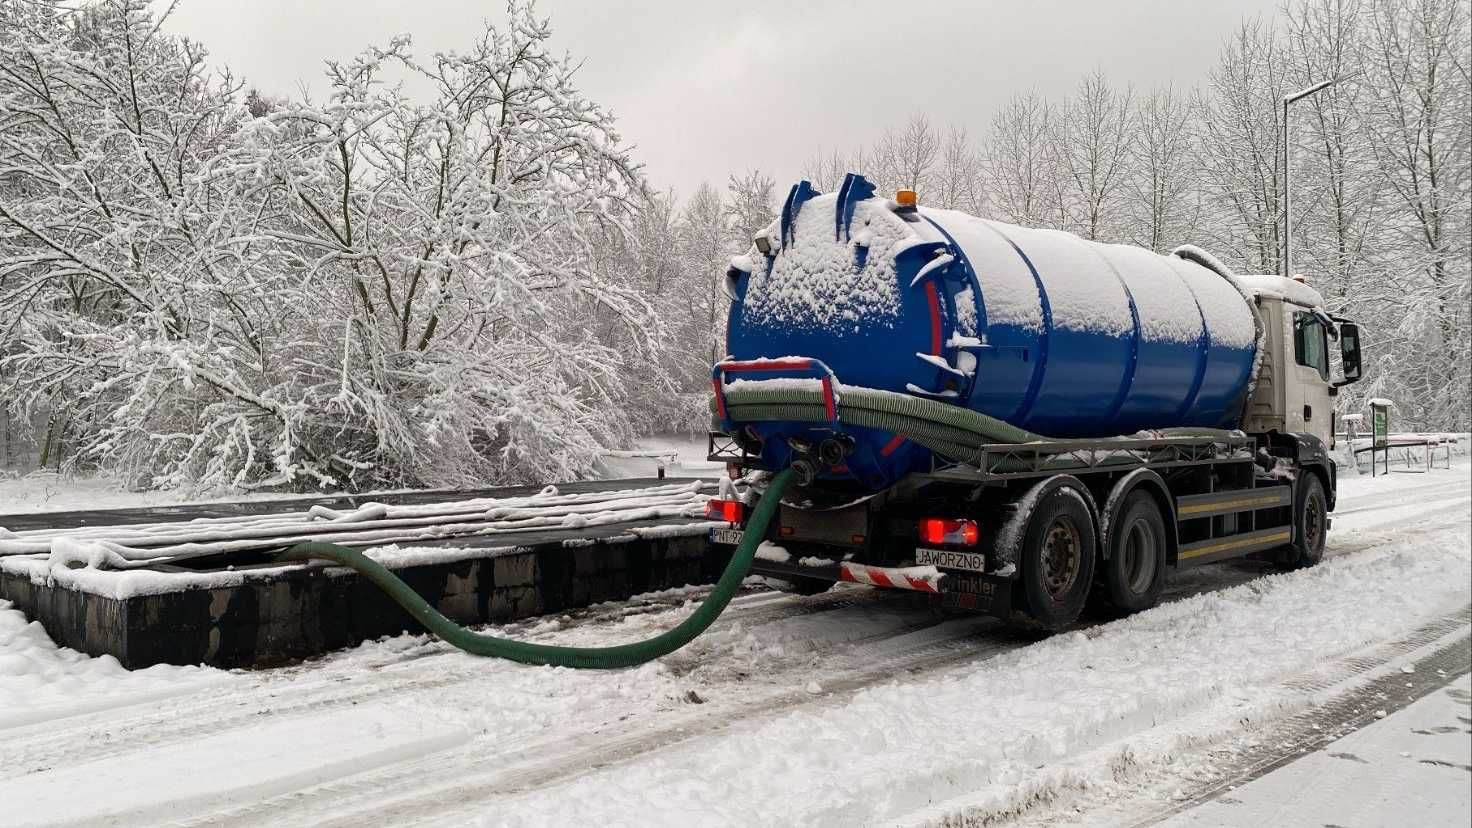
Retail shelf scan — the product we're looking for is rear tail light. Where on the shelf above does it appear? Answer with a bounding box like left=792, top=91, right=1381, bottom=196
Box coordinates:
left=918, top=517, right=979, bottom=546
left=705, top=499, right=745, bottom=523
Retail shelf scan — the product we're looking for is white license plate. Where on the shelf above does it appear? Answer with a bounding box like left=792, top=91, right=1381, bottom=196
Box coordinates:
left=711, top=527, right=744, bottom=546
left=915, top=548, right=986, bottom=573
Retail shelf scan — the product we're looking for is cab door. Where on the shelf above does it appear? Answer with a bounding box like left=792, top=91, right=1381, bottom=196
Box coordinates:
left=1285, top=310, right=1333, bottom=445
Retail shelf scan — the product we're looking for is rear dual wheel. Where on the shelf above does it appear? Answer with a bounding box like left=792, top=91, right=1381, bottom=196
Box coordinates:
left=1015, top=487, right=1096, bottom=631
left=1090, top=492, right=1167, bottom=617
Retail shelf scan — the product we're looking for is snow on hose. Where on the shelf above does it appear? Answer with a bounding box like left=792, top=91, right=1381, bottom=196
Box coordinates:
left=716, top=383, right=1235, bottom=466
left=276, top=468, right=796, bottom=669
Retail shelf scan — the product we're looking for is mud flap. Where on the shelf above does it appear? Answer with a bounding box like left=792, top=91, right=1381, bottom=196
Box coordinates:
left=938, top=573, right=1013, bottom=616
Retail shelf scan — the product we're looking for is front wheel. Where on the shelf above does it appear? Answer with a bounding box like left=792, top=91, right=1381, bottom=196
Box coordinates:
left=1014, top=486, right=1097, bottom=631
left=1281, top=473, right=1328, bottom=569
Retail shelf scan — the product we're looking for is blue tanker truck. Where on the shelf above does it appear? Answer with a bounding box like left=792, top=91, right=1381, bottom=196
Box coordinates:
left=706, top=174, right=1364, bottom=630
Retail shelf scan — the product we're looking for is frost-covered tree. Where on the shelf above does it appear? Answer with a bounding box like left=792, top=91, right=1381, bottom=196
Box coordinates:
left=1052, top=70, right=1135, bottom=240
left=1195, top=20, right=1291, bottom=274
left=982, top=91, right=1061, bottom=227
left=932, top=125, right=985, bottom=214
left=725, top=169, right=776, bottom=247
left=1353, top=0, right=1470, bottom=430
left=801, top=147, right=860, bottom=193
left=1125, top=86, right=1202, bottom=251
left=871, top=113, right=939, bottom=193
left=0, top=0, right=655, bottom=490
left=678, top=182, right=732, bottom=367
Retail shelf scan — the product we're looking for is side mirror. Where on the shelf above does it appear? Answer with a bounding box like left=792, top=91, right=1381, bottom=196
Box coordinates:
left=1336, top=321, right=1362, bottom=386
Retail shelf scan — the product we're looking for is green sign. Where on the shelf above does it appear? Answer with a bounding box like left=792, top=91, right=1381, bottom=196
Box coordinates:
left=1372, top=405, right=1389, bottom=449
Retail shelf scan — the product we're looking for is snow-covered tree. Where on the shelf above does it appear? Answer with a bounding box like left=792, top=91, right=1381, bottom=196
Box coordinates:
left=1194, top=20, right=1294, bottom=275
left=0, top=0, right=656, bottom=490
left=982, top=91, right=1061, bottom=227
left=871, top=114, right=939, bottom=194
left=1124, top=85, right=1203, bottom=252
left=725, top=169, right=776, bottom=248
left=932, top=125, right=985, bottom=214
left=1354, top=0, right=1470, bottom=429
left=1052, top=70, right=1136, bottom=240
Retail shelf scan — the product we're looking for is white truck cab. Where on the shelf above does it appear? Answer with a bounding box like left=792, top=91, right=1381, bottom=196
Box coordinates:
left=1236, top=275, right=1363, bottom=449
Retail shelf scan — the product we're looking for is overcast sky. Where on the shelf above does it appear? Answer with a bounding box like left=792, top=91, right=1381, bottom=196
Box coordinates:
left=164, top=0, right=1282, bottom=200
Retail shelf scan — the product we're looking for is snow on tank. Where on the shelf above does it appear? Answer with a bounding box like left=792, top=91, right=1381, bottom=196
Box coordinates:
left=722, top=174, right=1262, bottom=489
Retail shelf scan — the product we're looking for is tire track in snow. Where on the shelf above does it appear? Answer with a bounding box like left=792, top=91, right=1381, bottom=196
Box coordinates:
left=0, top=586, right=921, bottom=779
left=185, top=498, right=1472, bottom=827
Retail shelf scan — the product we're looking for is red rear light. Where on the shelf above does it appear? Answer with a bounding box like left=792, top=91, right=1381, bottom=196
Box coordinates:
left=705, top=499, right=744, bottom=523
left=918, top=517, right=979, bottom=546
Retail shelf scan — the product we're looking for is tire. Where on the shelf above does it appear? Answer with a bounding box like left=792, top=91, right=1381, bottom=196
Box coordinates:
left=1090, top=491, right=1168, bottom=617
left=1282, top=472, right=1328, bottom=570
left=1013, top=486, right=1097, bottom=631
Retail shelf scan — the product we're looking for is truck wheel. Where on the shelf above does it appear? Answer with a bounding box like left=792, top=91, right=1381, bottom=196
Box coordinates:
left=1015, top=487, right=1096, bottom=631
left=1090, top=491, right=1167, bottom=617
left=1282, top=472, right=1328, bottom=570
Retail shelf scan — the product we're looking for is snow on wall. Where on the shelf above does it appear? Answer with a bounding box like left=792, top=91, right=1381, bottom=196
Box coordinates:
left=739, top=195, right=912, bottom=333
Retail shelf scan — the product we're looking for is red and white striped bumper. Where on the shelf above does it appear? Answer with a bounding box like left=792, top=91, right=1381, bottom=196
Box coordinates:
left=839, top=562, right=941, bottom=593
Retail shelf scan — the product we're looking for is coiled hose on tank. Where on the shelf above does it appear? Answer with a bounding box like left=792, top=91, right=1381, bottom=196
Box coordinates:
left=716, top=383, right=1233, bottom=467
left=276, top=468, right=795, bottom=669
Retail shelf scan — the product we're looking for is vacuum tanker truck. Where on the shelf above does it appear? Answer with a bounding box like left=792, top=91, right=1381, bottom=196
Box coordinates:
left=706, top=173, right=1365, bottom=630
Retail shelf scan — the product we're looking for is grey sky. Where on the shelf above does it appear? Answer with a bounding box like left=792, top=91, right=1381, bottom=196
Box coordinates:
left=164, top=0, right=1282, bottom=200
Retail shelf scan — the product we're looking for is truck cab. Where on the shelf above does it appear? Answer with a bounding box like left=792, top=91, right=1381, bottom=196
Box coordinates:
left=1236, top=275, right=1364, bottom=451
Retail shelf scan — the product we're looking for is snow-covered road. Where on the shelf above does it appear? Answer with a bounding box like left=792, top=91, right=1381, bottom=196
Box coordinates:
left=1, top=463, right=1468, bottom=827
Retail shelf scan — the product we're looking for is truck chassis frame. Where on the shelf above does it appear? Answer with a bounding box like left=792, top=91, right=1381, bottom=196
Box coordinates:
left=708, top=428, right=1329, bottom=626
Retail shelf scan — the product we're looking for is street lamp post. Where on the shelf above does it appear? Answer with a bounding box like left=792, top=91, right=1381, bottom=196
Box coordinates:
left=1282, top=78, right=1339, bottom=279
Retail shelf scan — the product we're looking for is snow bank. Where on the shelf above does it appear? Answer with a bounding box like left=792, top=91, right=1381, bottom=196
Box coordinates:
left=0, top=599, right=226, bottom=730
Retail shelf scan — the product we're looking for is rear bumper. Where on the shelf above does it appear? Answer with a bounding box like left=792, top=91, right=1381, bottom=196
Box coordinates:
left=748, top=556, right=1013, bottom=617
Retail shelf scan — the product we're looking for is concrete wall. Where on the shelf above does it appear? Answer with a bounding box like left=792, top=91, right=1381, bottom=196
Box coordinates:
left=0, top=533, right=721, bottom=669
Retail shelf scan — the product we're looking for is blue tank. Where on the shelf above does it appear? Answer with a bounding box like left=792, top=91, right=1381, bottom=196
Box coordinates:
left=720, top=174, right=1259, bottom=490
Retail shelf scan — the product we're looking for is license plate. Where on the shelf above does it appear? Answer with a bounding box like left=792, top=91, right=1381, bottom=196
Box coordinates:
left=711, top=527, right=744, bottom=546
left=915, top=547, right=985, bottom=573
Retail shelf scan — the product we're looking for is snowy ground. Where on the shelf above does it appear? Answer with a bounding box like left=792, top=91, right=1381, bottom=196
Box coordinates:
left=594, top=432, right=724, bottom=480
left=1159, top=673, right=1471, bottom=827
left=0, top=461, right=1467, bottom=827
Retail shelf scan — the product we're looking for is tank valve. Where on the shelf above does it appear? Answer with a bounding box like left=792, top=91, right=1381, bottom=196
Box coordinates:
left=791, top=458, right=818, bottom=487
left=817, top=436, right=854, bottom=467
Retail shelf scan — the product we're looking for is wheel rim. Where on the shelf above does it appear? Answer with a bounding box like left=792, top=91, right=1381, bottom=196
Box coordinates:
left=1041, top=517, right=1082, bottom=599
left=1122, top=518, right=1157, bottom=594
left=1304, top=492, right=1325, bottom=552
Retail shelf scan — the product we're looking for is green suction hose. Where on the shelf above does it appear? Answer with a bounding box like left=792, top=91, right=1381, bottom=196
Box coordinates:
left=277, top=468, right=795, bottom=669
